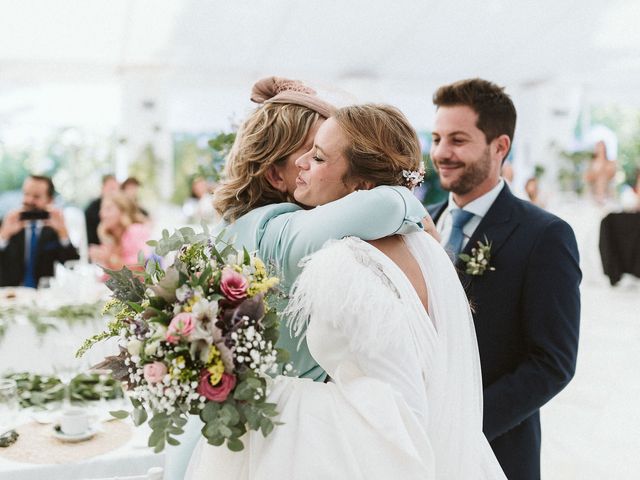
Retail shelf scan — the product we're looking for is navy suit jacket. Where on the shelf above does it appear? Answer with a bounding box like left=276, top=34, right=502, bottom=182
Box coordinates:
left=429, top=185, right=581, bottom=480
left=0, top=226, right=80, bottom=287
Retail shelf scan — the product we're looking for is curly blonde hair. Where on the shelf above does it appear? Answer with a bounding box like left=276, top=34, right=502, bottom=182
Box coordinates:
left=214, top=103, right=324, bottom=222
left=98, top=192, right=146, bottom=246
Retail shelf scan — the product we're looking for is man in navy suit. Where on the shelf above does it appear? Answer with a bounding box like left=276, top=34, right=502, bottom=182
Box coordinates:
left=0, top=175, right=79, bottom=287
left=428, top=78, right=581, bottom=480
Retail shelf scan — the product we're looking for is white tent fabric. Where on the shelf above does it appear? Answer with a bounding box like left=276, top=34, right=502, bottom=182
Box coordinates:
left=2, top=0, right=640, bottom=126
left=1, top=0, right=639, bottom=192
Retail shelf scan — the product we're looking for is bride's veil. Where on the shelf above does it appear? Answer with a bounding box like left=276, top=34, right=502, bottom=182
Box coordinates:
left=405, top=231, right=501, bottom=478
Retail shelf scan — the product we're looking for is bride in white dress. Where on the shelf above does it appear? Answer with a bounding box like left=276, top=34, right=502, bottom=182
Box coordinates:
left=186, top=104, right=506, bottom=479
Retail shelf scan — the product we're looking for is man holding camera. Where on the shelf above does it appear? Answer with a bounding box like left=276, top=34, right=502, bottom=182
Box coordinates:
left=0, top=175, right=79, bottom=287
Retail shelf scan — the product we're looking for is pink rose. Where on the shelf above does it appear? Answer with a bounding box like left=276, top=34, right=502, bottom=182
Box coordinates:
left=220, top=268, right=248, bottom=302
left=143, top=361, right=167, bottom=384
left=197, top=370, right=236, bottom=403
left=166, top=312, right=195, bottom=344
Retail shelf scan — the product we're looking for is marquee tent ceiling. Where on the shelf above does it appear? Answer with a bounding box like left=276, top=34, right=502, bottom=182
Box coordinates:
left=1, top=0, right=639, bottom=129
left=2, top=0, right=639, bottom=88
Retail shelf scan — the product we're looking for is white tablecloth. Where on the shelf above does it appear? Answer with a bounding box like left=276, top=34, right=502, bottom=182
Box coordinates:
left=0, top=285, right=116, bottom=375
left=0, top=285, right=165, bottom=479
left=0, top=419, right=164, bottom=480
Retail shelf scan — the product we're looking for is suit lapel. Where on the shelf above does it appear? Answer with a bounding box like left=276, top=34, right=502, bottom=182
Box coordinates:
left=427, top=201, right=448, bottom=224
left=14, top=228, right=26, bottom=261
left=456, top=185, right=519, bottom=270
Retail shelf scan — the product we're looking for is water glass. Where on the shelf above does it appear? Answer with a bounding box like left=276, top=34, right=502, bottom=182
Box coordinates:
left=0, top=379, right=19, bottom=431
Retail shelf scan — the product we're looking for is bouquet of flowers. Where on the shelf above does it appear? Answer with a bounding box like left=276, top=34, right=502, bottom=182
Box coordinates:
left=77, top=227, right=288, bottom=452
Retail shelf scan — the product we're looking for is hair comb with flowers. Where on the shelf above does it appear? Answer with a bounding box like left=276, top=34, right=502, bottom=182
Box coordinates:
left=402, top=164, right=425, bottom=189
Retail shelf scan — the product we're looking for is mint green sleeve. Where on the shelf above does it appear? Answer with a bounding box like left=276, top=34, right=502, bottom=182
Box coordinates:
left=257, top=185, right=426, bottom=288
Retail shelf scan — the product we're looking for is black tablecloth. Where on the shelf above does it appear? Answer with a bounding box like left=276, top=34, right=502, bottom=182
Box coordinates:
left=599, top=212, right=640, bottom=285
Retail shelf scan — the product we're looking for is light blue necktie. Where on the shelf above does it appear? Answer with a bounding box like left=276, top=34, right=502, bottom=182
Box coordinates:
left=444, top=209, right=474, bottom=261
left=23, top=223, right=39, bottom=288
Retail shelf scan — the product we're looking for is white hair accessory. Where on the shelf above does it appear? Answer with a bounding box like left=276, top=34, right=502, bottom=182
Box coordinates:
left=402, top=164, right=425, bottom=189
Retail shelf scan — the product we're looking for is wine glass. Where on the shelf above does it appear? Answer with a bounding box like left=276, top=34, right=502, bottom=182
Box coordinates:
left=37, top=276, right=53, bottom=290
left=0, top=379, right=19, bottom=433
left=52, top=343, right=90, bottom=408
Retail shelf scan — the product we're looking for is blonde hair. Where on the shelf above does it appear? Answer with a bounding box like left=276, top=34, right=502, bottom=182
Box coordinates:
left=334, top=104, right=422, bottom=187
left=214, top=103, right=324, bottom=222
left=98, top=192, right=146, bottom=246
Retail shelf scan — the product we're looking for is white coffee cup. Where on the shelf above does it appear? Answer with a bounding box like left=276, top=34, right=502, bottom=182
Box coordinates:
left=60, top=408, right=89, bottom=436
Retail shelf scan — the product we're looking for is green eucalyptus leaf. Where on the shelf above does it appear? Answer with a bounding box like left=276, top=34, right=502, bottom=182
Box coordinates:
left=168, top=426, right=184, bottom=436
left=202, top=422, right=220, bottom=438
left=206, top=435, right=224, bottom=447
left=221, top=403, right=240, bottom=425
left=109, top=410, right=130, bottom=420
left=149, top=412, right=170, bottom=428
left=233, top=382, right=254, bottom=401
left=260, top=418, right=274, bottom=437
left=132, top=406, right=148, bottom=426
left=148, top=429, right=164, bottom=448
left=167, top=436, right=181, bottom=446
left=226, top=438, right=244, bottom=451
left=200, top=402, right=221, bottom=423
left=245, top=377, right=262, bottom=389
left=174, top=416, right=188, bottom=428
left=153, top=436, right=166, bottom=453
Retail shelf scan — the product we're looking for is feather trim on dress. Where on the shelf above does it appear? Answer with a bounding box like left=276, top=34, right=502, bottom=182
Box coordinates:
left=285, top=237, right=406, bottom=355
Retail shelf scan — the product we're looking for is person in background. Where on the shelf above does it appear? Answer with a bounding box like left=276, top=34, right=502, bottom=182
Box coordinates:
left=584, top=140, right=617, bottom=204
left=182, top=176, right=218, bottom=224
left=633, top=169, right=640, bottom=211
left=121, top=176, right=149, bottom=218
left=85, top=174, right=119, bottom=246
left=88, top=192, right=150, bottom=272
left=0, top=175, right=79, bottom=287
left=501, top=160, right=514, bottom=185
left=620, top=168, right=640, bottom=212
left=524, top=176, right=546, bottom=208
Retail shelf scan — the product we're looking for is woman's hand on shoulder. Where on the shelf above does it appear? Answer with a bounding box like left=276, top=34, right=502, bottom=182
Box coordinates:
left=422, top=214, right=440, bottom=242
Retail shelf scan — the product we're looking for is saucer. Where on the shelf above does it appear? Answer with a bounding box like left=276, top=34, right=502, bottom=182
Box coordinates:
left=52, top=424, right=99, bottom=443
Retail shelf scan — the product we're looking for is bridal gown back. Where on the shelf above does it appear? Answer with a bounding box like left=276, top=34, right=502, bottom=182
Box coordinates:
left=186, top=232, right=506, bottom=479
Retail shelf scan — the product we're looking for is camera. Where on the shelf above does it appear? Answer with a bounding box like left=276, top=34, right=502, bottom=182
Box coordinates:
left=19, top=210, right=50, bottom=221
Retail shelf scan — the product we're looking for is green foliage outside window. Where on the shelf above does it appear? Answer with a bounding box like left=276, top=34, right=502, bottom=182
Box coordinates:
left=171, top=131, right=236, bottom=205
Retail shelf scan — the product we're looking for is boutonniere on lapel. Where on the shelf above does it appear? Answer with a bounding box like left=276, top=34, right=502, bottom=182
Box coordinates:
left=459, top=237, right=496, bottom=276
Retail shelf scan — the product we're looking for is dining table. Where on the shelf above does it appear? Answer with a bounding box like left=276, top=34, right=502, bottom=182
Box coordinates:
left=0, top=265, right=166, bottom=479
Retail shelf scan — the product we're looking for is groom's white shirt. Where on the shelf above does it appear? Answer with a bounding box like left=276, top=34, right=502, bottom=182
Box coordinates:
left=436, top=178, right=505, bottom=250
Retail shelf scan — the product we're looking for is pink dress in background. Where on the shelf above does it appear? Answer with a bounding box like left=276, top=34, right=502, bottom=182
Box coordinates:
left=120, top=223, right=152, bottom=267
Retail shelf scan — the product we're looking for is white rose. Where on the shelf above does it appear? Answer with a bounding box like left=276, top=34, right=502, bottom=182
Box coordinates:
left=154, top=324, right=167, bottom=336
left=127, top=339, right=142, bottom=356
left=145, top=340, right=159, bottom=356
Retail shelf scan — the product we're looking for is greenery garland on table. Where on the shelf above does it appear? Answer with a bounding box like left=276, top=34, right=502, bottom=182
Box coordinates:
left=0, top=301, right=105, bottom=342
left=3, top=372, right=123, bottom=408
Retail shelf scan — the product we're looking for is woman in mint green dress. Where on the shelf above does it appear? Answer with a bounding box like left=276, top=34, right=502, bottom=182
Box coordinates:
left=166, top=78, right=427, bottom=479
